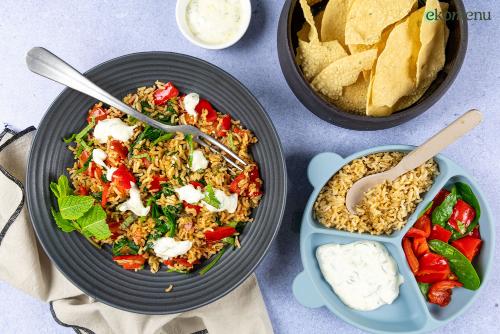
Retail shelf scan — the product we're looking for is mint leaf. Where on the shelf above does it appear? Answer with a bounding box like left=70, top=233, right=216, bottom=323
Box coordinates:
left=59, top=195, right=94, bottom=220
left=50, top=175, right=72, bottom=200
left=204, top=185, right=220, bottom=209
left=51, top=207, right=76, bottom=232
left=77, top=205, right=111, bottom=240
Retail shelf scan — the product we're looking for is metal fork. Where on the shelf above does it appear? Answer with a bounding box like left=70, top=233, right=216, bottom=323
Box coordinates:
left=26, top=47, right=248, bottom=170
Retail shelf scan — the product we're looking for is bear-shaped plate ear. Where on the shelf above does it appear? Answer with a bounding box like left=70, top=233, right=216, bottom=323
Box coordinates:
left=292, top=271, right=325, bottom=309
left=307, top=152, right=345, bottom=188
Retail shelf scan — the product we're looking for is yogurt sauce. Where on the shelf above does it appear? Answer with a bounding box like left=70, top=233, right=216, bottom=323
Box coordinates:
left=93, top=118, right=136, bottom=144
left=117, top=182, right=151, bottom=217
left=174, top=184, right=238, bottom=213
left=316, top=241, right=404, bottom=311
left=186, top=0, right=246, bottom=45
left=183, top=93, right=200, bottom=118
left=191, top=149, right=209, bottom=171
left=91, top=148, right=117, bottom=181
left=153, top=237, right=192, bottom=260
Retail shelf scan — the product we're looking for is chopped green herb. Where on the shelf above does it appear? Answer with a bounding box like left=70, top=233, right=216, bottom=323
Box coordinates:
left=199, top=247, right=227, bottom=275
left=132, top=153, right=151, bottom=161
left=50, top=175, right=73, bottom=200
left=204, top=185, right=220, bottom=209
left=63, top=134, right=76, bottom=144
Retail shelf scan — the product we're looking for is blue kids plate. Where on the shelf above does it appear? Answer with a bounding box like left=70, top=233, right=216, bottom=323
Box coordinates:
left=293, top=145, right=494, bottom=333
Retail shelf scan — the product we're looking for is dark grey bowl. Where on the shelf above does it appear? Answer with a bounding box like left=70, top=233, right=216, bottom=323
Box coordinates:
left=277, top=0, right=468, bottom=130
left=26, top=52, right=287, bottom=314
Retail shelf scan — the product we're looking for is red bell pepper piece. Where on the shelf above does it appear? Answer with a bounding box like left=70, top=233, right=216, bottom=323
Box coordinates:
left=88, top=162, right=103, bottom=181
left=405, top=227, right=427, bottom=238
left=451, top=236, right=482, bottom=261
left=403, top=238, right=419, bottom=274
left=164, top=257, right=193, bottom=268
left=87, top=105, right=108, bottom=123
left=204, top=226, right=237, bottom=241
left=216, top=115, right=232, bottom=136
left=107, top=221, right=121, bottom=240
left=77, top=186, right=89, bottom=196
left=101, top=182, right=110, bottom=207
left=469, top=226, right=481, bottom=238
left=189, top=181, right=204, bottom=189
left=112, top=165, right=136, bottom=192
left=413, top=237, right=429, bottom=257
left=448, top=199, right=475, bottom=232
left=183, top=201, right=201, bottom=214
left=429, top=225, right=452, bottom=243
left=229, top=173, right=246, bottom=194
left=110, top=140, right=128, bottom=161
left=428, top=280, right=463, bottom=307
left=149, top=175, right=168, bottom=192
left=79, top=150, right=91, bottom=167
left=153, top=82, right=179, bottom=106
left=415, top=253, right=451, bottom=283
left=195, top=99, right=218, bottom=122
left=113, top=255, right=146, bottom=270
left=413, top=215, right=431, bottom=238
left=432, top=189, right=451, bottom=211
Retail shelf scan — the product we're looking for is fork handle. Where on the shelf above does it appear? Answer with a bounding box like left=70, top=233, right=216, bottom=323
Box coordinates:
left=26, top=47, right=183, bottom=133
left=391, top=109, right=483, bottom=178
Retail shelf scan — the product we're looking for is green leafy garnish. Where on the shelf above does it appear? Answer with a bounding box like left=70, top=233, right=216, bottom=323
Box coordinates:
left=59, top=195, right=94, bottom=220
left=141, top=101, right=152, bottom=113
left=51, top=207, right=75, bottom=232
left=199, top=247, right=227, bottom=275
left=50, top=175, right=111, bottom=241
left=162, top=183, right=175, bottom=196
left=162, top=204, right=182, bottom=237
left=222, top=236, right=235, bottom=246
left=185, top=134, right=194, bottom=167
left=76, top=205, right=111, bottom=240
left=63, top=134, right=76, bottom=144
left=130, top=125, right=166, bottom=154
left=50, top=175, right=73, bottom=200
left=204, top=185, right=220, bottom=209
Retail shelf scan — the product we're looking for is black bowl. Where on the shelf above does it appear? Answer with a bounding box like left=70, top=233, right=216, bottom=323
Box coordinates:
left=277, top=0, right=468, bottom=130
left=26, top=52, right=287, bottom=314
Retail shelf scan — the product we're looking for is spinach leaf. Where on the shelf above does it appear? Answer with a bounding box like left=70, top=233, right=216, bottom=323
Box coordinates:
left=199, top=247, right=227, bottom=275
left=204, top=185, right=220, bottom=209
left=75, top=118, right=95, bottom=142
left=59, top=195, right=94, bottom=220
left=76, top=205, right=111, bottom=240
left=431, top=185, right=458, bottom=228
left=162, top=204, right=182, bottom=237
left=112, top=238, right=139, bottom=256
left=51, top=207, right=76, bottom=232
left=130, top=125, right=165, bottom=154
left=141, top=101, right=152, bottom=113
left=451, top=182, right=482, bottom=241
left=151, top=132, right=174, bottom=146
left=185, top=134, right=194, bottom=167
left=162, top=183, right=175, bottom=196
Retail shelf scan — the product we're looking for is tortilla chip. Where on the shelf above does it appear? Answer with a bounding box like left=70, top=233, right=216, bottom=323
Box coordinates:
left=296, top=39, right=349, bottom=80
left=312, top=49, right=377, bottom=99
left=366, top=8, right=424, bottom=116
left=416, top=0, right=447, bottom=86
left=394, top=74, right=435, bottom=111
left=311, top=10, right=325, bottom=41
left=345, top=0, right=417, bottom=45
left=331, top=75, right=369, bottom=114
left=297, top=22, right=311, bottom=42
left=321, top=0, right=355, bottom=46
left=299, top=0, right=319, bottom=41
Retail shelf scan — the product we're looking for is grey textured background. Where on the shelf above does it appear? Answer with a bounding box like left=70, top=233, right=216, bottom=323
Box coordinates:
left=0, top=0, right=499, bottom=333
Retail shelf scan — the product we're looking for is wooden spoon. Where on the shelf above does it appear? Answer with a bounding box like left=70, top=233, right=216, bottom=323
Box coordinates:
left=345, top=109, right=483, bottom=214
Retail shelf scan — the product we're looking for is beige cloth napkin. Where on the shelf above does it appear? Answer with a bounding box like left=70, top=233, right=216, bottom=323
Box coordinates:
left=0, top=127, right=273, bottom=334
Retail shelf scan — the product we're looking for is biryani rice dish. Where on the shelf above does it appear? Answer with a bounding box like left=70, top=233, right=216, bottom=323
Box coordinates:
left=314, top=152, right=438, bottom=235
left=50, top=81, right=263, bottom=273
